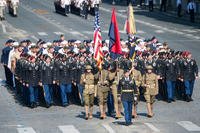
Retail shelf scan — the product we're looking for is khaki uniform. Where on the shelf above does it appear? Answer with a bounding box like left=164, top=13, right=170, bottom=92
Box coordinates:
left=98, top=69, right=110, bottom=106
left=142, top=73, right=158, bottom=104
left=0, top=0, right=6, bottom=19
left=80, top=72, right=95, bottom=107
left=108, top=71, right=118, bottom=109
left=131, top=68, right=142, bottom=94
left=10, top=51, right=21, bottom=73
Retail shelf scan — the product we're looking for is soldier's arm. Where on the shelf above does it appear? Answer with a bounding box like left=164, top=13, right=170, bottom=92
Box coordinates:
left=117, top=79, right=122, bottom=96
left=155, top=74, right=159, bottom=94
left=80, top=74, right=85, bottom=85
left=132, top=80, right=137, bottom=94
left=194, top=60, right=199, bottom=77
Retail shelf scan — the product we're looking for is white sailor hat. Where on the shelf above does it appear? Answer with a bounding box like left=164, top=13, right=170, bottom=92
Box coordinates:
left=74, top=40, right=81, bottom=44
left=13, top=42, right=19, bottom=47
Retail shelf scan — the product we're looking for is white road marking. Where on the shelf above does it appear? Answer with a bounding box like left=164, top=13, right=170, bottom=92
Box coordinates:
left=17, top=127, right=36, bottom=133
left=58, top=125, right=80, bottom=133
left=83, top=31, right=93, bottom=35
left=100, top=7, right=200, bottom=40
left=118, top=10, right=127, bottom=13
left=37, top=32, right=48, bottom=36
left=2, top=124, right=23, bottom=127
left=54, top=32, right=64, bottom=35
left=31, top=35, right=39, bottom=41
left=182, top=29, right=197, bottom=33
left=155, top=30, right=164, bottom=33
left=0, top=22, right=7, bottom=33
left=177, top=121, right=200, bottom=132
left=144, top=123, right=160, bottom=132
left=137, top=30, right=146, bottom=34
left=70, top=31, right=88, bottom=39
left=102, top=123, right=116, bottom=133
left=21, top=3, right=89, bottom=39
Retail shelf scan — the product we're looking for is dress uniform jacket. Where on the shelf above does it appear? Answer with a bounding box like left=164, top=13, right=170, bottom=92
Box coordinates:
left=58, top=60, right=72, bottom=84
left=165, top=58, right=178, bottom=81
left=182, top=59, right=198, bottom=81
left=27, top=62, right=40, bottom=87
left=74, top=61, right=85, bottom=84
left=118, top=76, right=136, bottom=102
left=40, top=62, right=55, bottom=85
left=156, top=58, right=166, bottom=78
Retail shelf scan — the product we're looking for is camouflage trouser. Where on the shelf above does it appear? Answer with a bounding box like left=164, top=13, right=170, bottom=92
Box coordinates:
left=0, top=6, right=5, bottom=18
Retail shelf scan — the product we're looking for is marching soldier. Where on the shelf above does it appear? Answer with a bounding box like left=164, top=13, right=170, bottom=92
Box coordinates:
left=156, top=52, right=167, bottom=100
left=130, top=61, right=142, bottom=118
left=165, top=52, right=179, bottom=103
left=57, top=54, right=73, bottom=106
left=26, top=56, right=40, bottom=108
left=0, top=0, right=6, bottom=20
left=142, top=66, right=158, bottom=118
left=98, top=59, right=110, bottom=119
left=10, top=42, right=23, bottom=92
left=40, top=55, right=55, bottom=108
left=118, top=69, right=137, bottom=126
left=1, top=40, right=13, bottom=86
left=80, top=65, right=95, bottom=120
left=8, top=0, right=19, bottom=17
left=60, top=0, right=71, bottom=15
left=182, top=52, right=198, bottom=102
left=73, top=55, right=86, bottom=105
left=107, top=55, right=122, bottom=118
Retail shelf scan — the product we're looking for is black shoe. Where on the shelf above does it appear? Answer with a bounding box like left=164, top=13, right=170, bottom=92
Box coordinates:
left=62, top=103, right=69, bottom=107
left=171, top=99, right=176, bottom=102
left=50, top=102, right=55, bottom=106
left=30, top=103, right=35, bottom=108
left=85, top=116, right=88, bottom=120
left=35, top=102, right=40, bottom=106
left=100, top=116, right=104, bottom=120
left=186, top=95, right=191, bottom=102
left=189, top=96, right=193, bottom=101
left=167, top=100, right=172, bottom=103
left=46, top=104, right=51, bottom=108
left=125, top=122, right=132, bottom=126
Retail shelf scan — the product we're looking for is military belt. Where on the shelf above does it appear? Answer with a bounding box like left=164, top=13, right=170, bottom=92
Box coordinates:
left=122, top=90, right=134, bottom=92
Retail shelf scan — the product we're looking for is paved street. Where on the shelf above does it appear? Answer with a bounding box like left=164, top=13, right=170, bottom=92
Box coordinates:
left=0, top=0, right=200, bottom=133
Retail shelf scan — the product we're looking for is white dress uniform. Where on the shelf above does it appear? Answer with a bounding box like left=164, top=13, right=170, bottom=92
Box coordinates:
left=0, top=0, right=6, bottom=19
left=60, top=0, right=71, bottom=8
left=90, top=0, right=101, bottom=7
left=76, top=0, right=84, bottom=8
left=10, top=0, right=19, bottom=16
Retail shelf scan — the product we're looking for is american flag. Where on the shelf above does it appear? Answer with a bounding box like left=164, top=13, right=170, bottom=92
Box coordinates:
left=93, top=10, right=103, bottom=69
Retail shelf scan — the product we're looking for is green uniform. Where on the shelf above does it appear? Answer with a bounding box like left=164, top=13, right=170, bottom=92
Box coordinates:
left=142, top=72, right=158, bottom=104
left=80, top=72, right=95, bottom=107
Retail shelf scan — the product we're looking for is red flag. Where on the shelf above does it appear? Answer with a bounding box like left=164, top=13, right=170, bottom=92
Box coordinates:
left=108, top=8, right=122, bottom=59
